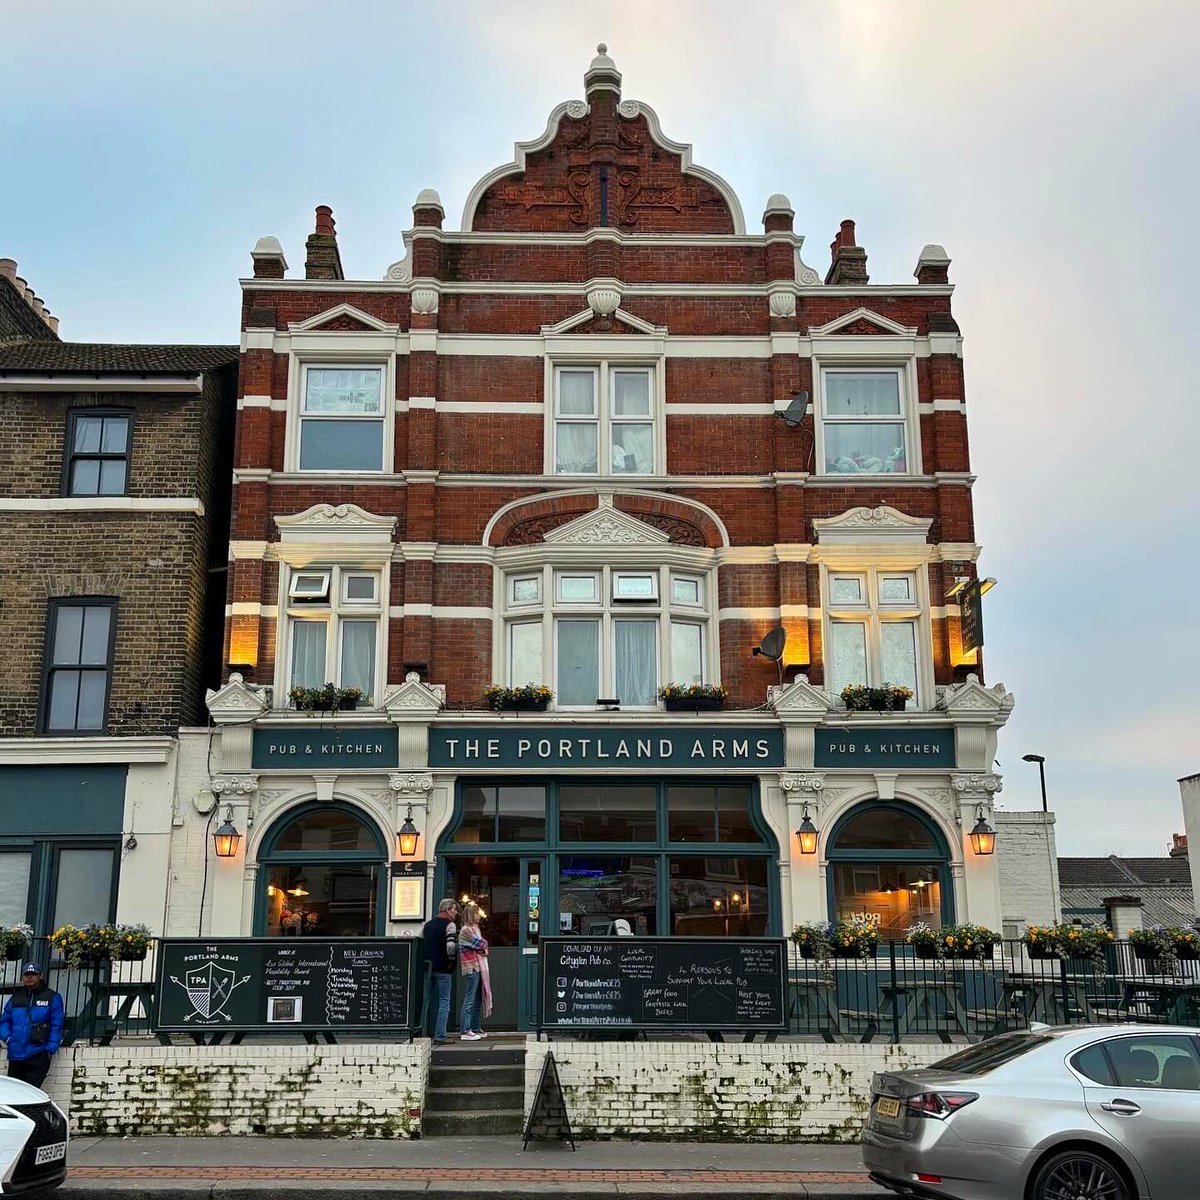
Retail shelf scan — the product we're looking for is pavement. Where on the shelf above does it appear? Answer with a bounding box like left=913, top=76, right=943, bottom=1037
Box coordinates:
left=55, top=1136, right=889, bottom=1198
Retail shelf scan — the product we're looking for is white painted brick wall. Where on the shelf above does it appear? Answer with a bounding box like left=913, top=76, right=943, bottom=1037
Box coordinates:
left=524, top=1039, right=946, bottom=1142
left=66, top=1041, right=429, bottom=1137
left=996, top=811, right=1060, bottom=933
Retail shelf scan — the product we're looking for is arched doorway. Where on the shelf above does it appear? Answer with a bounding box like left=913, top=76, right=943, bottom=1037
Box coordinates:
left=256, top=802, right=387, bottom=937
left=826, top=801, right=953, bottom=940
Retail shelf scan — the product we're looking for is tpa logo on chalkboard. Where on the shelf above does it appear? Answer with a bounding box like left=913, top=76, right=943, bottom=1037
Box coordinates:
left=169, top=959, right=251, bottom=1025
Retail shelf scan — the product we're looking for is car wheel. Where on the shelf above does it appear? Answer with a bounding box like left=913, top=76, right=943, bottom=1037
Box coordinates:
left=1031, top=1150, right=1130, bottom=1200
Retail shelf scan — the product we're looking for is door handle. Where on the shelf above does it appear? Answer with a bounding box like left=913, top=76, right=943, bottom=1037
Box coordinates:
left=1100, top=1099, right=1142, bottom=1115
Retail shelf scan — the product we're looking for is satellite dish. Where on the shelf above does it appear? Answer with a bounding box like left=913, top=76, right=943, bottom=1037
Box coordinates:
left=754, top=627, right=787, bottom=662
left=752, top=627, right=787, bottom=684
left=777, top=392, right=809, bottom=428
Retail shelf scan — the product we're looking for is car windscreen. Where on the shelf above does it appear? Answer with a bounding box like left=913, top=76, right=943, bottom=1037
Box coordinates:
left=933, top=1033, right=1055, bottom=1076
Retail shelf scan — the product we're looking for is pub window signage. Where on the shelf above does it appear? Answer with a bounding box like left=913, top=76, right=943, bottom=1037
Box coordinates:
left=252, top=726, right=399, bottom=770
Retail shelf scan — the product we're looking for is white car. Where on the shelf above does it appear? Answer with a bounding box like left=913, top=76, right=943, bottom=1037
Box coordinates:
left=0, top=1076, right=67, bottom=1194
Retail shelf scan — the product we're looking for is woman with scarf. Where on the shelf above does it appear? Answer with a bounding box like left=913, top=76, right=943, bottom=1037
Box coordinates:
left=457, top=903, right=492, bottom=1040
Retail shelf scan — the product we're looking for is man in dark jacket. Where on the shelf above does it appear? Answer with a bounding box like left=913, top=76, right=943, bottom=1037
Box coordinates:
left=0, top=964, right=65, bottom=1089
left=422, top=898, right=458, bottom=1044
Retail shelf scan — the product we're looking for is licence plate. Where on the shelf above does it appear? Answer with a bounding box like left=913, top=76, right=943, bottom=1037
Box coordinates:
left=34, top=1141, right=66, bottom=1166
left=875, top=1096, right=901, bottom=1119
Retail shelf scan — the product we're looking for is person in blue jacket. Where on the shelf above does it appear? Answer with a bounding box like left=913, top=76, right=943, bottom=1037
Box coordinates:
left=0, top=963, right=64, bottom=1089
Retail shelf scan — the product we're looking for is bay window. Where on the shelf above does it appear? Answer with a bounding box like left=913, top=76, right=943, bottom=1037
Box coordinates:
left=552, top=364, right=657, bottom=476
left=825, top=568, right=924, bottom=701
left=819, top=368, right=909, bottom=475
left=500, top=566, right=712, bottom=707
left=285, top=566, right=382, bottom=701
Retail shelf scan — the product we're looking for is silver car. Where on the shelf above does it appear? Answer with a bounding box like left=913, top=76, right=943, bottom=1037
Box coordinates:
left=864, top=1024, right=1200, bottom=1200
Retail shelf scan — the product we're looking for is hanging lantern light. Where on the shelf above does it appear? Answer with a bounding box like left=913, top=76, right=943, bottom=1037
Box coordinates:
left=397, top=804, right=420, bottom=858
left=969, top=807, right=997, bottom=856
left=796, top=804, right=818, bottom=855
left=213, top=807, right=242, bottom=858
left=287, top=871, right=310, bottom=898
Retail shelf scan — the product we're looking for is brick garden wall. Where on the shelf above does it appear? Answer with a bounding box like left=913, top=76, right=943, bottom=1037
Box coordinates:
left=524, top=1039, right=945, bottom=1142
left=66, top=1042, right=429, bottom=1137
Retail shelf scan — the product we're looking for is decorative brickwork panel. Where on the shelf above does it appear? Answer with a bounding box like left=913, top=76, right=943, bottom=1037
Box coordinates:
left=472, top=110, right=735, bottom=235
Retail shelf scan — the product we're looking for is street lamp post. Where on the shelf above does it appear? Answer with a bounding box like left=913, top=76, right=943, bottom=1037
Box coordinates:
left=1021, top=753, right=1059, bottom=920
left=1022, top=753, right=1048, bottom=813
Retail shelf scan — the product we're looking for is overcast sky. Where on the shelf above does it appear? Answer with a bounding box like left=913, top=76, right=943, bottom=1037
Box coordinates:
left=3, top=1, right=1197, bottom=854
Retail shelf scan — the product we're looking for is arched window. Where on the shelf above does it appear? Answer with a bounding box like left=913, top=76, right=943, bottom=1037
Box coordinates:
left=826, top=801, right=953, bottom=940
left=257, top=803, right=386, bottom=938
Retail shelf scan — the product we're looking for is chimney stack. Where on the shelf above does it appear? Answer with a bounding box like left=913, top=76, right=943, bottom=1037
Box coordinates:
left=305, top=205, right=344, bottom=280
left=826, top=219, right=869, bottom=285
left=914, top=243, right=952, bottom=285
left=251, top=236, right=288, bottom=280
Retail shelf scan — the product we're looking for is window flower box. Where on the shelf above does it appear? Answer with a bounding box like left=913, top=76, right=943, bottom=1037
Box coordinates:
left=659, top=684, right=728, bottom=712
left=483, top=684, right=553, bottom=713
left=841, top=685, right=912, bottom=713
left=288, top=685, right=364, bottom=713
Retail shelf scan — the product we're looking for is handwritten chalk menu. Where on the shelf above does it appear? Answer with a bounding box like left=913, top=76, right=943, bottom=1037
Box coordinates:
left=540, top=937, right=786, bottom=1031
left=154, top=939, right=413, bottom=1033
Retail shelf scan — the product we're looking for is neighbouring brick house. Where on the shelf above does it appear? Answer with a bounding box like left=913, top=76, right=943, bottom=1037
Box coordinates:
left=0, top=256, right=236, bottom=941
left=189, top=46, right=1016, bottom=1028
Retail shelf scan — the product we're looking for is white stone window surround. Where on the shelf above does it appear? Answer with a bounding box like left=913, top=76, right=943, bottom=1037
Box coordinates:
left=284, top=348, right=398, bottom=475
left=276, top=561, right=390, bottom=705
left=818, top=559, right=935, bottom=708
left=811, top=351, right=922, bottom=480
left=492, top=549, right=718, bottom=708
left=543, top=353, right=667, bottom=478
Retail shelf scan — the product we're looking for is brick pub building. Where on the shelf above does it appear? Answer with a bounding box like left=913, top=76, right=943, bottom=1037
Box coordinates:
left=189, top=47, right=1016, bottom=1028
left=0, top=258, right=236, bottom=944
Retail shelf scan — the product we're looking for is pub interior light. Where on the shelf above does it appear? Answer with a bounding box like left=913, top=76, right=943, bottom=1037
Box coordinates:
left=796, top=805, right=818, bottom=855
left=397, top=804, right=420, bottom=858
left=969, top=807, right=997, bottom=856
left=213, top=807, right=242, bottom=859
left=287, top=872, right=310, bottom=898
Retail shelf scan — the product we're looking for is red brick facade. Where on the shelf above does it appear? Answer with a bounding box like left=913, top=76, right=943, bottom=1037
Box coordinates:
left=227, top=50, right=983, bottom=713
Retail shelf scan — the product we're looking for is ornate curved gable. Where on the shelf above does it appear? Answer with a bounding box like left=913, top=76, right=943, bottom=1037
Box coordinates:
left=463, top=47, right=743, bottom=236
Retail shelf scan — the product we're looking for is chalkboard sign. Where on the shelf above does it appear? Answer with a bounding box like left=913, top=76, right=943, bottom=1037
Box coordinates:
left=540, top=937, right=786, bottom=1032
left=154, top=939, right=414, bottom=1033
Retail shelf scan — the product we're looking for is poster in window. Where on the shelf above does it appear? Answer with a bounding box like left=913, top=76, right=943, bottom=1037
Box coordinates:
left=390, top=877, right=424, bottom=921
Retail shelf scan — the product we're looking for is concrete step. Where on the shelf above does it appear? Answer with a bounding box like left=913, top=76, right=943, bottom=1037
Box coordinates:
left=430, top=1045, right=524, bottom=1068
left=429, top=1064, right=523, bottom=1089
left=423, top=1085, right=525, bottom=1113
left=420, top=1108, right=525, bottom=1137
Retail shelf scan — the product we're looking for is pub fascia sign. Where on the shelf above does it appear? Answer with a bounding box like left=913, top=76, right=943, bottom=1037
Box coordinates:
left=251, top=726, right=399, bottom=770
left=429, top=725, right=785, bottom=769
left=814, top=726, right=956, bottom=769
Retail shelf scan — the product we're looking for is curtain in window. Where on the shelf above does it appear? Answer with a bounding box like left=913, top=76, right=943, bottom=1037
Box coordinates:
left=509, top=622, right=543, bottom=686
left=824, top=423, right=906, bottom=473
left=558, top=371, right=596, bottom=414
left=304, top=368, right=383, bottom=414
left=825, top=373, right=900, bottom=416
left=880, top=621, right=918, bottom=692
left=340, top=620, right=376, bottom=698
left=829, top=622, right=868, bottom=693
left=615, top=620, right=656, bottom=706
left=0, top=854, right=31, bottom=926
left=555, top=422, right=597, bottom=473
left=611, top=423, right=653, bottom=473
left=670, top=622, right=704, bottom=685
left=291, top=621, right=327, bottom=689
left=557, top=620, right=599, bottom=705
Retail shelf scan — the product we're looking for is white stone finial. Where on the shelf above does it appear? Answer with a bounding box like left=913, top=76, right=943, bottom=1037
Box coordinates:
left=415, top=188, right=444, bottom=215
left=586, top=42, right=621, bottom=94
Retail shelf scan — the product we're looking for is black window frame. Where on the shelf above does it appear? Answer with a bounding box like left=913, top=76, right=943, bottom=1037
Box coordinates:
left=39, top=596, right=120, bottom=735
left=62, top=408, right=134, bottom=498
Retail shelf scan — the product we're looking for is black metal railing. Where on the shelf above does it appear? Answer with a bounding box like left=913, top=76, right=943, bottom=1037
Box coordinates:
left=786, top=939, right=1200, bottom=1043
left=1, top=938, right=158, bottom=1046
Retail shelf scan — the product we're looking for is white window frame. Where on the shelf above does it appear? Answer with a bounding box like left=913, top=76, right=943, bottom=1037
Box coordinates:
left=289, top=571, right=331, bottom=601
left=280, top=564, right=386, bottom=703
left=286, top=356, right=395, bottom=475
left=814, top=362, right=920, bottom=478
left=822, top=565, right=931, bottom=705
left=495, top=562, right=717, bottom=707
left=546, top=360, right=663, bottom=477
